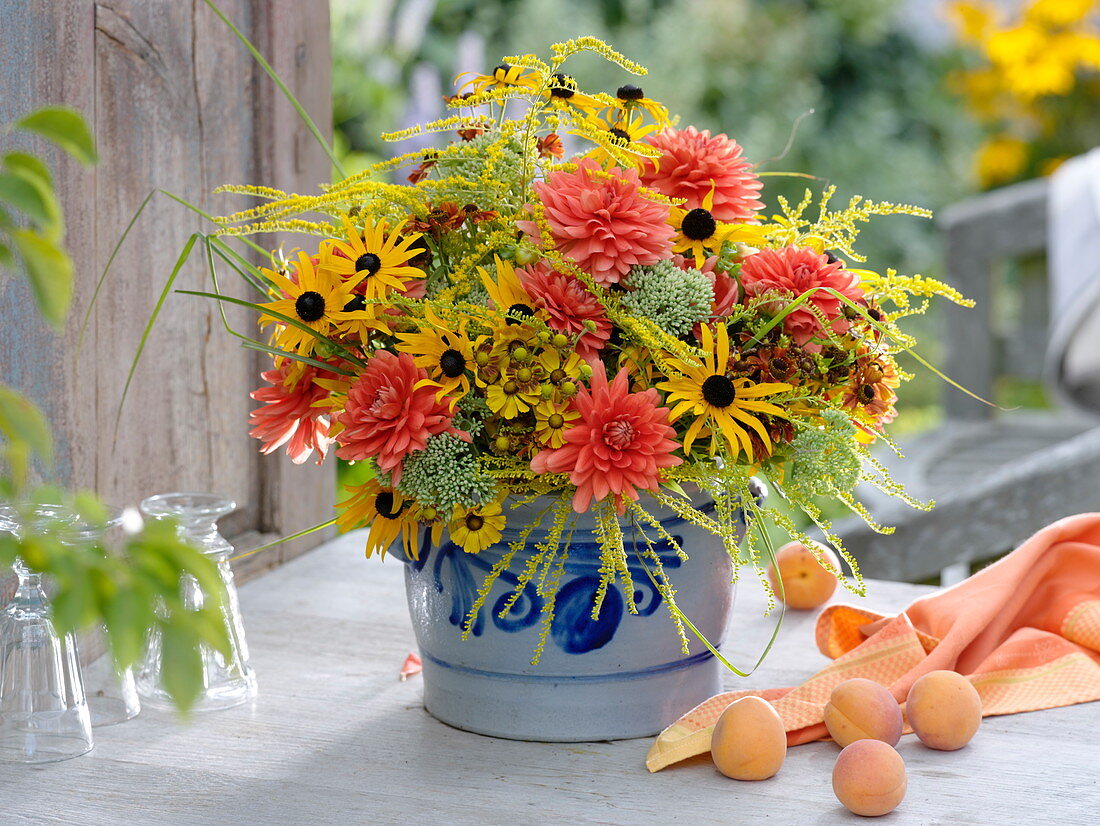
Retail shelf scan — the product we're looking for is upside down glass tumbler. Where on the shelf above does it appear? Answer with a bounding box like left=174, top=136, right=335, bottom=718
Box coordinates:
left=135, top=493, right=257, bottom=711
left=0, top=505, right=94, bottom=763
left=70, top=507, right=143, bottom=727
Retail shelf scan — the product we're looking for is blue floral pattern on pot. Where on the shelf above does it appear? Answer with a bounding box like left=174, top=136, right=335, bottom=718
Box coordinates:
left=395, top=490, right=758, bottom=742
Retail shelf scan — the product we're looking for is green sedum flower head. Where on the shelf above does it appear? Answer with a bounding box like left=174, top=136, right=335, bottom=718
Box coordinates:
left=621, top=260, right=714, bottom=338
left=786, top=410, right=862, bottom=497
left=397, top=433, right=496, bottom=511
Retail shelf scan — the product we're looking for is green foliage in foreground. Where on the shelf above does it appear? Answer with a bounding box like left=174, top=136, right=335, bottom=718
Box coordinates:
left=0, top=108, right=229, bottom=713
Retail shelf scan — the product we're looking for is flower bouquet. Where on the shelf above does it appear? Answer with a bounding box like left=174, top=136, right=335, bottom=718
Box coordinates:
left=206, top=38, right=970, bottom=739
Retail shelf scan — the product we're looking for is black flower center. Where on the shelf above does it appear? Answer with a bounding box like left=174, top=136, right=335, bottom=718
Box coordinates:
left=343, top=294, right=366, bottom=313
left=682, top=208, right=717, bottom=241
left=506, top=303, right=534, bottom=325
left=701, top=374, right=737, bottom=408
left=465, top=513, right=485, bottom=531
left=295, top=291, right=326, bottom=322
left=374, top=491, right=398, bottom=519
left=824, top=250, right=840, bottom=264
left=355, top=253, right=381, bottom=275
left=608, top=127, right=630, bottom=144
left=494, top=63, right=511, bottom=78
left=617, top=84, right=644, bottom=101
left=439, top=349, right=466, bottom=378
left=867, top=307, right=882, bottom=322
left=857, top=384, right=877, bottom=404
left=549, top=73, right=575, bottom=98
left=549, top=368, right=567, bottom=384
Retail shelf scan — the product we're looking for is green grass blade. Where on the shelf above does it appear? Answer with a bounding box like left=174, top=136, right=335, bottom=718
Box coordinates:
left=175, top=289, right=367, bottom=367
left=80, top=189, right=155, bottom=352
left=160, top=189, right=268, bottom=257
left=229, top=518, right=337, bottom=563
left=202, top=0, right=345, bottom=178
left=239, top=339, right=355, bottom=376
left=115, top=233, right=200, bottom=439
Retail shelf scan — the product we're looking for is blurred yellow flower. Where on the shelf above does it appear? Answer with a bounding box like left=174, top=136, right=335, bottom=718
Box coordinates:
left=976, top=136, right=1029, bottom=188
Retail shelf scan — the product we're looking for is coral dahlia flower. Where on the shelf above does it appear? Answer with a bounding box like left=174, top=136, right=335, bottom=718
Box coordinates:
left=640, top=127, right=764, bottom=223
left=530, top=368, right=682, bottom=513
left=520, top=157, right=673, bottom=286
left=335, top=351, right=465, bottom=482
left=740, top=246, right=866, bottom=348
left=519, top=261, right=612, bottom=360
left=249, top=362, right=333, bottom=465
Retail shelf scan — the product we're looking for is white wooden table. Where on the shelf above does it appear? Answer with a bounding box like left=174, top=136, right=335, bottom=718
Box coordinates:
left=2, top=532, right=1097, bottom=824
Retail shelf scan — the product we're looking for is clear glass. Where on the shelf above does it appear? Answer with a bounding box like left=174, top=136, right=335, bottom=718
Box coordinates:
left=135, top=493, right=257, bottom=711
left=0, top=505, right=94, bottom=763
left=65, top=506, right=142, bottom=727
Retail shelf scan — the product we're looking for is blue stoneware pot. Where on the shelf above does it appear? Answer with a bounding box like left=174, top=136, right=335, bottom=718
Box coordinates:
left=393, top=488, right=759, bottom=741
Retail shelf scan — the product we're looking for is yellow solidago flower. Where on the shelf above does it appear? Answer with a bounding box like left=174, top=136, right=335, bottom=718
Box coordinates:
left=455, top=62, right=543, bottom=96
left=658, top=323, right=791, bottom=460
left=449, top=500, right=505, bottom=554
left=534, top=398, right=579, bottom=448
left=318, top=214, right=424, bottom=301
left=396, top=311, right=475, bottom=405
left=258, top=251, right=363, bottom=356
left=338, top=479, right=419, bottom=560
left=669, top=188, right=769, bottom=267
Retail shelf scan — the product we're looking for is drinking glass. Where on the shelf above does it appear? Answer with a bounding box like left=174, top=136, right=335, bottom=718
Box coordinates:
left=67, top=507, right=143, bottom=727
left=135, top=493, right=257, bottom=711
left=0, top=505, right=94, bottom=763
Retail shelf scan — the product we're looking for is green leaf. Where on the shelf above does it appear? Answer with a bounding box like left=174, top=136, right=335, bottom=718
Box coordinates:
left=0, top=243, right=12, bottom=268
left=0, top=172, right=56, bottom=229
left=159, top=619, right=203, bottom=714
left=0, top=386, right=53, bottom=464
left=10, top=228, right=73, bottom=326
left=15, top=107, right=97, bottom=165
left=50, top=558, right=96, bottom=633
left=103, top=586, right=153, bottom=670
left=4, top=151, right=53, bottom=188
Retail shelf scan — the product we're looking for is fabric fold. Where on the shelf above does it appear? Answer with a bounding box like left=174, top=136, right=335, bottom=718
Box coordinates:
left=647, top=513, right=1100, bottom=773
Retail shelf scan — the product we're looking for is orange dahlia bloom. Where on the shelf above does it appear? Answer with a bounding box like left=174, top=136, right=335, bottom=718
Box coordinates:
left=249, top=362, right=334, bottom=465
left=640, top=126, right=764, bottom=223
left=740, top=246, right=865, bottom=348
left=520, top=157, right=673, bottom=286
left=518, top=261, right=612, bottom=361
left=335, top=351, right=465, bottom=482
left=530, top=368, right=682, bottom=514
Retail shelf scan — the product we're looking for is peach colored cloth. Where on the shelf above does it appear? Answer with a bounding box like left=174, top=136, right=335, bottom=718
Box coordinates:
left=647, top=513, right=1100, bottom=772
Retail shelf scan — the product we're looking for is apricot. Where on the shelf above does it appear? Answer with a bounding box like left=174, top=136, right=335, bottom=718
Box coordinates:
left=906, top=670, right=982, bottom=751
left=710, top=696, right=787, bottom=780
left=824, top=678, right=902, bottom=748
left=832, top=739, right=907, bottom=817
left=767, top=540, right=839, bottom=609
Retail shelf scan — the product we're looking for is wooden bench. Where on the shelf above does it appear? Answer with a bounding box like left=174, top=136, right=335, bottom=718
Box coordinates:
left=835, top=177, right=1100, bottom=583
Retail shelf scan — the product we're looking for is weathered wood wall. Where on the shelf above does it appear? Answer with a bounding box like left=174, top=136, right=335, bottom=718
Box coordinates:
left=0, top=0, right=334, bottom=592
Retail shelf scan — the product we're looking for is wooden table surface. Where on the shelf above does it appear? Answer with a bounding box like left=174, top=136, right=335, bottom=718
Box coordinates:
left=2, top=532, right=1097, bottom=825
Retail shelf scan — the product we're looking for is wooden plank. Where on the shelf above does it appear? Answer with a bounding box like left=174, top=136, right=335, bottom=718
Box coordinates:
left=247, top=0, right=335, bottom=564
left=0, top=3, right=334, bottom=605
left=0, top=531, right=1095, bottom=824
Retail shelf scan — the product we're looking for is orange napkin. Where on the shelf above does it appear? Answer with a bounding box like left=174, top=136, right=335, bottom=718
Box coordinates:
left=647, top=512, right=1100, bottom=772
